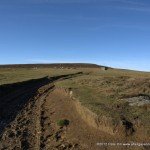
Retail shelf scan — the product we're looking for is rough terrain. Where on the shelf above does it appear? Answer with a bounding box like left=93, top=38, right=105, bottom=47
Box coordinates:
left=0, top=71, right=149, bottom=150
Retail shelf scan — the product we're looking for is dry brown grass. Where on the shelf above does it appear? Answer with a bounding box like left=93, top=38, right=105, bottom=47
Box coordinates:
left=56, top=68, right=150, bottom=140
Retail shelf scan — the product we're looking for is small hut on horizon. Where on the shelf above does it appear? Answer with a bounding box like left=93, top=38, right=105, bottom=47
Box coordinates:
left=101, top=66, right=108, bottom=71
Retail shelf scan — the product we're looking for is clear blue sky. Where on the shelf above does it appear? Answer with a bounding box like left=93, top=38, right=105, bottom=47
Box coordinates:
left=0, top=0, right=150, bottom=71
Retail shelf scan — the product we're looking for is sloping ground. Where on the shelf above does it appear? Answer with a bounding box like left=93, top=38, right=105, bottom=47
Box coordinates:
left=55, top=71, right=150, bottom=149
left=46, top=89, right=150, bottom=150
left=0, top=83, right=53, bottom=150
left=0, top=77, right=51, bottom=134
left=0, top=71, right=150, bottom=150
left=0, top=86, right=147, bottom=150
left=0, top=72, right=83, bottom=135
left=0, top=63, right=105, bottom=69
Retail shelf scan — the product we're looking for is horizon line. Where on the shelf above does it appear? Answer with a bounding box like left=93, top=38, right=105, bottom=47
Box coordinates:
left=0, top=62, right=149, bottom=73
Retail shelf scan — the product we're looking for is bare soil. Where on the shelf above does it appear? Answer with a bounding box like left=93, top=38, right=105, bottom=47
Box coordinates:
left=0, top=74, right=149, bottom=150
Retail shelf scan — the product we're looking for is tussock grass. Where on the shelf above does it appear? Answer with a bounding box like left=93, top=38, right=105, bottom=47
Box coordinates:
left=56, top=69, right=150, bottom=131
left=57, top=119, right=70, bottom=127
left=1, top=67, right=150, bottom=137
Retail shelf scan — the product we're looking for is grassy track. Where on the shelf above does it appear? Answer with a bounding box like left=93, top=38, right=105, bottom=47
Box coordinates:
left=0, top=67, right=150, bottom=139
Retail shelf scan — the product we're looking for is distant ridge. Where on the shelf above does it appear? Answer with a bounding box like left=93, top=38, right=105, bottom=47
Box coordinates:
left=0, top=63, right=108, bottom=69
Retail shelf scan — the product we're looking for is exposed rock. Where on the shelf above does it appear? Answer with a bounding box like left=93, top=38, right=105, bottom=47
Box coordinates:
left=123, top=95, right=150, bottom=106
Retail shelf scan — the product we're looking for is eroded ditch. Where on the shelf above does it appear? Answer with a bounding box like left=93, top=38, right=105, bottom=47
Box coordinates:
left=0, top=72, right=149, bottom=150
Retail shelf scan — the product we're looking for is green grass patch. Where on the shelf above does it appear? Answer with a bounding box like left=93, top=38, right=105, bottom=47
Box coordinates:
left=57, top=119, right=70, bottom=127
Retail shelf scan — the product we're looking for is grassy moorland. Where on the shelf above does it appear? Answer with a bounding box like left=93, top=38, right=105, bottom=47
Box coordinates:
left=56, top=68, right=150, bottom=136
left=0, top=66, right=150, bottom=140
left=0, top=68, right=79, bottom=85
